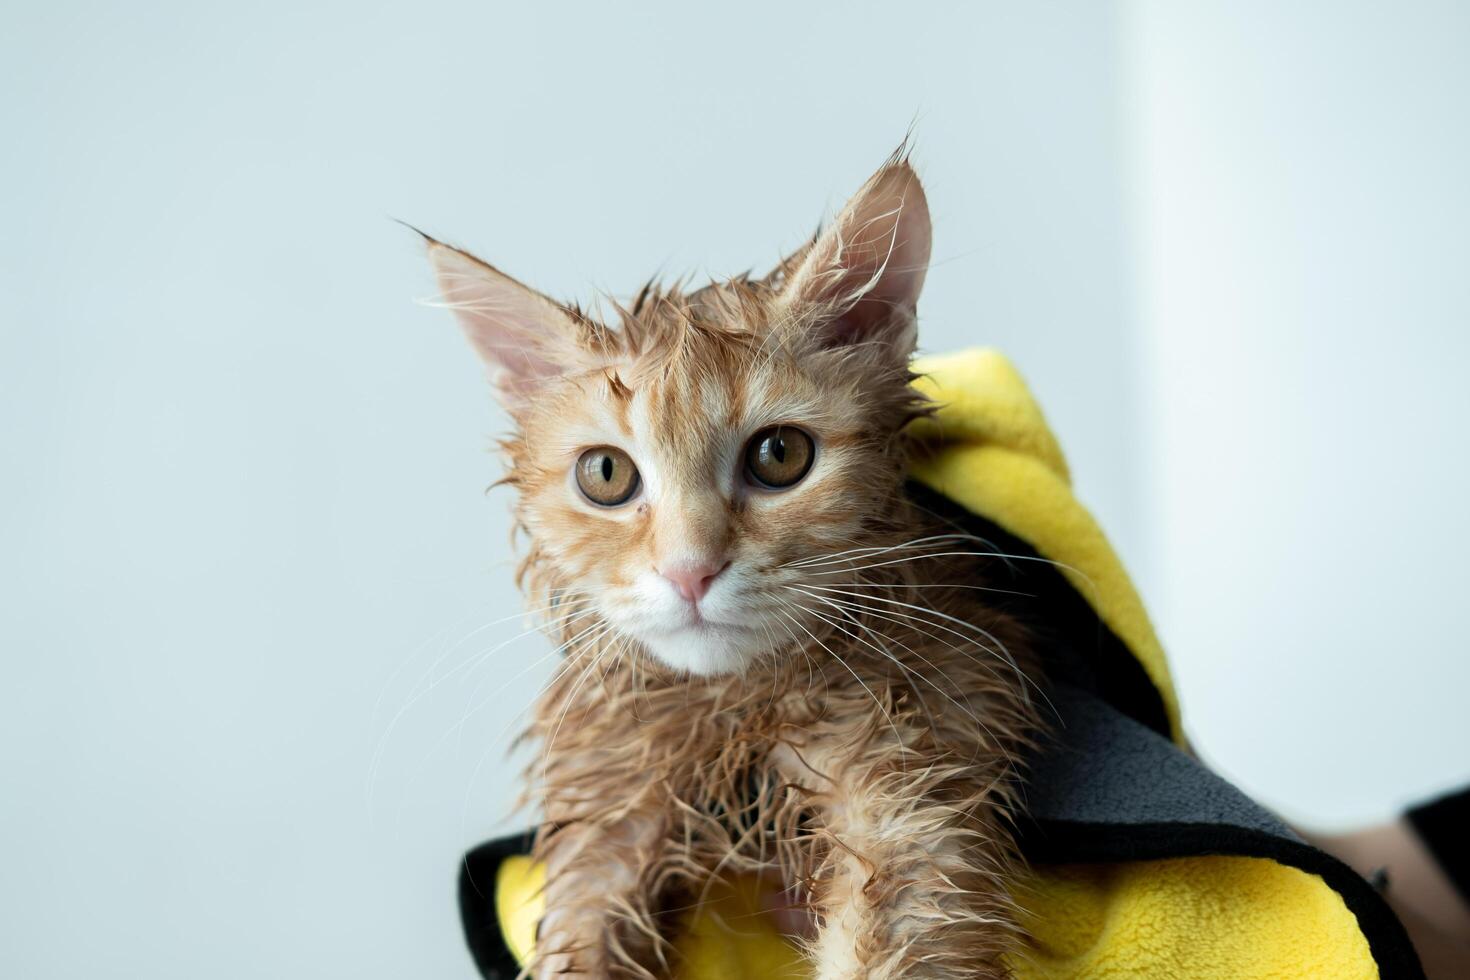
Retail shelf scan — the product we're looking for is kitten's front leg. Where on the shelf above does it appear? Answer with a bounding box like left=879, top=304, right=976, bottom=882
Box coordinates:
left=777, top=734, right=1021, bottom=980
left=528, top=665, right=685, bottom=977
left=532, top=809, right=670, bottom=979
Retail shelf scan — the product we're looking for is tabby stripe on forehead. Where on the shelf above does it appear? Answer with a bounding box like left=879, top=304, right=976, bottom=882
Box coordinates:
left=604, top=371, right=633, bottom=435
left=723, top=370, right=747, bottom=430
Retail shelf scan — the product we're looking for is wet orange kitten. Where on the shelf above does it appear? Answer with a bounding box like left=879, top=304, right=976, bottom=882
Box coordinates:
left=427, top=154, right=1040, bottom=979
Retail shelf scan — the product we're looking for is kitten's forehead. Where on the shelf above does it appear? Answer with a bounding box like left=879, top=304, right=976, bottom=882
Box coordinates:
left=640, top=339, right=829, bottom=429
left=628, top=349, right=775, bottom=492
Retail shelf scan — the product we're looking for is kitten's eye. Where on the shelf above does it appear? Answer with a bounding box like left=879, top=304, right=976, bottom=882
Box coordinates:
left=744, top=426, right=815, bottom=490
left=575, top=447, right=640, bottom=507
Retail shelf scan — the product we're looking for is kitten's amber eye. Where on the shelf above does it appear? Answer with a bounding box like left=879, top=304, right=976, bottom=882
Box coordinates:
left=575, top=447, right=640, bottom=507
left=744, top=426, right=815, bottom=489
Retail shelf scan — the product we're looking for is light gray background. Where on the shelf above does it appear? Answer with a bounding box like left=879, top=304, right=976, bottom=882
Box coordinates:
left=2, top=2, right=1465, bottom=976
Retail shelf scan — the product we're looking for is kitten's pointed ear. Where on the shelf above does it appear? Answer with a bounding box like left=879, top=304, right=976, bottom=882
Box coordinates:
left=424, top=238, right=583, bottom=404
left=776, top=159, right=931, bottom=356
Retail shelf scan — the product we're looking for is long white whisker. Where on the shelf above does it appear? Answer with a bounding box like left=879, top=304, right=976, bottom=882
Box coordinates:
left=779, top=533, right=998, bottom=569
left=792, top=584, right=1004, bottom=648
left=393, top=607, right=608, bottom=806
left=817, top=581, right=1034, bottom=598
left=432, top=604, right=611, bottom=764
left=390, top=595, right=593, bottom=714
left=805, top=550, right=1085, bottom=584
left=789, top=585, right=1050, bottom=720
left=798, top=597, right=1015, bottom=767
left=770, top=598, right=823, bottom=700
left=799, top=602, right=944, bottom=732
left=789, top=586, right=1005, bottom=681
left=455, top=628, right=614, bottom=840
left=774, top=605, right=906, bottom=763
left=538, top=623, right=621, bottom=787
left=368, top=601, right=599, bottom=807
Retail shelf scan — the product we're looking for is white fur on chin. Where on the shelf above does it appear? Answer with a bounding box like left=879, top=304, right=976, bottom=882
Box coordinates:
left=638, top=621, right=767, bottom=676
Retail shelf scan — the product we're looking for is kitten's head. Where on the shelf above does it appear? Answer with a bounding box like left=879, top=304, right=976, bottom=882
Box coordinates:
left=429, top=157, right=932, bottom=676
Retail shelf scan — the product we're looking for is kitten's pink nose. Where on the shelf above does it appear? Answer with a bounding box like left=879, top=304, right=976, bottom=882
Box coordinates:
left=658, top=560, right=728, bottom=604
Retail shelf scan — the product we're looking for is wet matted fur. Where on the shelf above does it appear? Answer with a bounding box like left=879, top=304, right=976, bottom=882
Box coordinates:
left=424, top=151, right=1043, bottom=978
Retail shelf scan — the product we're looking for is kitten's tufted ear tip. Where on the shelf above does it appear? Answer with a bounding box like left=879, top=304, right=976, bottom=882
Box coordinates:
left=393, top=218, right=450, bottom=254
left=397, top=222, right=488, bottom=280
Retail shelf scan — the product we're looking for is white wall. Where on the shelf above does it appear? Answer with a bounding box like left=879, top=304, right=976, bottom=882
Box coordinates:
left=1128, top=0, right=1470, bottom=827
left=0, top=3, right=1140, bottom=976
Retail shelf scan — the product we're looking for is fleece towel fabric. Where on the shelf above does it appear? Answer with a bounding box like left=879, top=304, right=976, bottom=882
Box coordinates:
left=460, top=349, right=1421, bottom=979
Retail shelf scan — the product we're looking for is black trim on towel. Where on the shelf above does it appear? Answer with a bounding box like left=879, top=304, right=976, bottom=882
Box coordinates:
left=460, top=832, right=534, bottom=980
